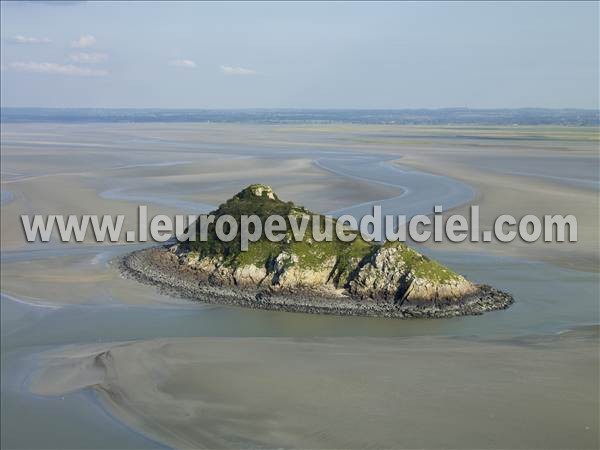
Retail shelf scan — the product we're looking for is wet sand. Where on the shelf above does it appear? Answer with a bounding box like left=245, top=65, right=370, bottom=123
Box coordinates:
left=30, top=329, right=599, bottom=449
left=1, top=123, right=599, bottom=449
left=397, top=153, right=599, bottom=272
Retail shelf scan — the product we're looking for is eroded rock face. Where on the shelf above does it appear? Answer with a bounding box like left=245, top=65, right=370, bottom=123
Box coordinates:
left=247, top=184, right=276, bottom=200
left=347, top=246, right=412, bottom=302
left=122, top=184, right=513, bottom=317
left=233, top=264, right=268, bottom=287
left=179, top=243, right=476, bottom=304
left=122, top=247, right=514, bottom=319
left=348, top=246, right=477, bottom=304
left=272, top=252, right=337, bottom=290
left=183, top=249, right=338, bottom=293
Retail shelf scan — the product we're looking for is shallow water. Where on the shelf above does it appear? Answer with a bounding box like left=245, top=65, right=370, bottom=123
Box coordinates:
left=1, top=347, right=165, bottom=450
left=1, top=189, right=15, bottom=205
left=94, top=150, right=475, bottom=220
left=2, top=249, right=598, bottom=448
left=2, top=247, right=598, bottom=343
left=1, top=123, right=598, bottom=449
left=460, top=154, right=600, bottom=191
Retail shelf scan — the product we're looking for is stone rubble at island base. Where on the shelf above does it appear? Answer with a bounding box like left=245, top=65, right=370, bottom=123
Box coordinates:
left=120, top=246, right=514, bottom=319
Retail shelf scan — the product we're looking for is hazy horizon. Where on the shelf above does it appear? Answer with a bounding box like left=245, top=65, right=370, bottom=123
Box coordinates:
left=1, top=106, right=598, bottom=111
left=2, top=106, right=598, bottom=126
left=1, top=1, right=598, bottom=110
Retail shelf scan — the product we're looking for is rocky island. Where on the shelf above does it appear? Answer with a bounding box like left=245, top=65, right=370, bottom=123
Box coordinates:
left=121, top=185, right=513, bottom=318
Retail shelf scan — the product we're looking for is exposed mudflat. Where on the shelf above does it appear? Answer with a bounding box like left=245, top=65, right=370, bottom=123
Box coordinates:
left=2, top=123, right=598, bottom=449
left=30, top=327, right=600, bottom=450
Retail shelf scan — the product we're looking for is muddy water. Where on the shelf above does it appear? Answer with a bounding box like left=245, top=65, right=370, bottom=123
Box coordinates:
left=2, top=241, right=598, bottom=448
left=1, top=123, right=598, bottom=449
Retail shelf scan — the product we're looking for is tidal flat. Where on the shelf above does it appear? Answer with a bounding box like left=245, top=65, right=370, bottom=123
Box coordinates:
left=1, top=123, right=598, bottom=449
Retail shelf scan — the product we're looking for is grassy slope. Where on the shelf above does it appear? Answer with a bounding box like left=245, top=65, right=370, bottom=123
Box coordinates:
left=183, top=185, right=459, bottom=284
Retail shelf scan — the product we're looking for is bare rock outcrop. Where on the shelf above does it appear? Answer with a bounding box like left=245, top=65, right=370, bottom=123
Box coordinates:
left=120, top=184, right=514, bottom=318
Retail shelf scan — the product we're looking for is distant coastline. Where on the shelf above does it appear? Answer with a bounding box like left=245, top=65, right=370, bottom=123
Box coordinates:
left=1, top=107, right=598, bottom=126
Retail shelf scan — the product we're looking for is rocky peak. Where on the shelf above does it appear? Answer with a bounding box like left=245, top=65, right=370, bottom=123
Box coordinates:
left=182, top=186, right=483, bottom=306
left=236, top=184, right=277, bottom=201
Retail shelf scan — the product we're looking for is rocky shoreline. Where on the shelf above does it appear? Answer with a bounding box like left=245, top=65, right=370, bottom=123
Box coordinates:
left=120, top=247, right=514, bottom=319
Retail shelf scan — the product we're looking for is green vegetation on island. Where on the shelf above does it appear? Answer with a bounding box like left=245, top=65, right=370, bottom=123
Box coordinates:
left=181, top=184, right=460, bottom=285
left=122, top=184, right=513, bottom=318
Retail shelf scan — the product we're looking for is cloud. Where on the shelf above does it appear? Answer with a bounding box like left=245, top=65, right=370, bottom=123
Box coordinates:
left=71, top=34, right=96, bottom=48
left=8, top=61, right=108, bottom=76
left=220, top=65, right=257, bottom=76
left=169, top=59, right=196, bottom=68
left=7, top=35, right=51, bottom=44
left=69, top=52, right=108, bottom=64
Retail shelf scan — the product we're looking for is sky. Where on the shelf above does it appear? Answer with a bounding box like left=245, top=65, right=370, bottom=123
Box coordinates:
left=0, top=1, right=598, bottom=109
